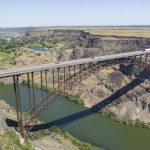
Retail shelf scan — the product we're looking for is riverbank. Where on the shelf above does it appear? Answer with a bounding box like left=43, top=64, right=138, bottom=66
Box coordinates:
left=0, top=100, right=33, bottom=150
left=0, top=100, right=104, bottom=150
left=67, top=93, right=150, bottom=129
left=100, top=110, right=150, bottom=129
left=31, top=126, right=102, bottom=150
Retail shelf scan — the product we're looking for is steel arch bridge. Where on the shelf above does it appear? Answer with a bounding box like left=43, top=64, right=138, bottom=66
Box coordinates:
left=0, top=51, right=150, bottom=138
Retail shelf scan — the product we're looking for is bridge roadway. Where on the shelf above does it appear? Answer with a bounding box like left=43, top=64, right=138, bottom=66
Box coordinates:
left=0, top=51, right=149, bottom=78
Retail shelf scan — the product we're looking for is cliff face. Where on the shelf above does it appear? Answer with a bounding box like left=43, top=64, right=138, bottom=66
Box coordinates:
left=24, top=29, right=150, bottom=59
left=71, top=65, right=150, bottom=123
left=75, top=35, right=150, bottom=58
left=25, top=29, right=83, bottom=40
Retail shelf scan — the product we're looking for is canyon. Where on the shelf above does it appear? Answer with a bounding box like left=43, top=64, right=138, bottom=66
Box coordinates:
left=11, top=29, right=150, bottom=123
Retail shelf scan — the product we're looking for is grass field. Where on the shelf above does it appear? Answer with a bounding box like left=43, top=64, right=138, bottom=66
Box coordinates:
left=0, top=52, right=12, bottom=64
left=41, top=26, right=150, bottom=38
left=85, top=28, right=150, bottom=38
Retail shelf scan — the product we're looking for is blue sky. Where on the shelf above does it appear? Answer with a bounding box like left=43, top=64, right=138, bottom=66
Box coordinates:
left=0, top=0, right=150, bottom=27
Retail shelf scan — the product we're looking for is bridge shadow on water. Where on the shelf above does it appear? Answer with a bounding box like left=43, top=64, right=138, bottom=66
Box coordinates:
left=6, top=69, right=150, bottom=132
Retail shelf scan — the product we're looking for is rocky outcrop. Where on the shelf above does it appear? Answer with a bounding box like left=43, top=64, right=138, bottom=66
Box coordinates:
left=24, top=29, right=83, bottom=40
left=0, top=100, right=16, bottom=130
left=24, top=29, right=150, bottom=59
left=0, top=113, right=8, bottom=135
left=32, top=135, right=79, bottom=150
left=75, top=36, right=150, bottom=58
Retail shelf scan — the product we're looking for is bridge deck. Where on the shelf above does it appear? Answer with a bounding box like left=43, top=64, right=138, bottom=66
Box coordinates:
left=0, top=51, right=149, bottom=78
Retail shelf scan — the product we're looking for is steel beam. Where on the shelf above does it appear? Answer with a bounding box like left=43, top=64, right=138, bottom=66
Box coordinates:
left=52, top=69, right=55, bottom=91
left=27, top=73, right=32, bottom=111
left=13, top=75, right=24, bottom=137
left=31, top=72, right=35, bottom=112
left=57, top=68, right=60, bottom=92
left=45, top=70, right=48, bottom=93
left=64, top=67, right=66, bottom=93
left=40, top=71, right=44, bottom=99
left=45, top=70, right=48, bottom=109
left=68, top=66, right=71, bottom=90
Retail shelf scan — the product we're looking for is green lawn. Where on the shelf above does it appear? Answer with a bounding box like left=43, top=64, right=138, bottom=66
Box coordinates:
left=0, top=52, right=13, bottom=64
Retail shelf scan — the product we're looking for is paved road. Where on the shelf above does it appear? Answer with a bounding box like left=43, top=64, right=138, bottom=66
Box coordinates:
left=0, top=51, right=149, bottom=78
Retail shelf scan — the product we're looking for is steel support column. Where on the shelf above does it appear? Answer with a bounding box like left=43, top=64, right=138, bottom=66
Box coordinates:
left=52, top=69, right=55, bottom=91
left=68, top=66, right=71, bottom=90
left=31, top=72, right=35, bottom=112
left=13, top=75, right=24, bottom=137
left=27, top=73, right=32, bottom=111
left=40, top=71, right=44, bottom=99
left=57, top=68, right=60, bottom=92
left=45, top=70, right=48, bottom=109
left=64, top=67, right=66, bottom=93
left=45, top=70, right=48, bottom=93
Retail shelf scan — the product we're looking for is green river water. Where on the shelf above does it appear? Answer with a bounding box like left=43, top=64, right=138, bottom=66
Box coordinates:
left=0, top=84, right=150, bottom=150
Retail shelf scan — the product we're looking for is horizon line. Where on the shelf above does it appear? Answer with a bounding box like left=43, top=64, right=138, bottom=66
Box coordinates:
left=0, top=25, right=150, bottom=29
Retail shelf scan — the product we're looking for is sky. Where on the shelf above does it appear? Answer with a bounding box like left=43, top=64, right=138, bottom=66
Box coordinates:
left=0, top=0, right=150, bottom=27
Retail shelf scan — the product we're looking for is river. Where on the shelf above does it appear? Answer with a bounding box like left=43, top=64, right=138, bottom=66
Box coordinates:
left=0, top=84, right=150, bottom=150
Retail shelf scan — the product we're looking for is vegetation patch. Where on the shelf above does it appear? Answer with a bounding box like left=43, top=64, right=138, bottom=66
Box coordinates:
left=0, top=131, right=33, bottom=150
left=61, top=93, right=84, bottom=105
left=100, top=110, right=150, bottom=128
left=0, top=52, right=13, bottom=64
left=0, top=37, right=74, bottom=65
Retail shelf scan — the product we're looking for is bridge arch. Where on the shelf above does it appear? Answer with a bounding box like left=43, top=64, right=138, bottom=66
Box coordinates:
left=0, top=51, right=149, bottom=137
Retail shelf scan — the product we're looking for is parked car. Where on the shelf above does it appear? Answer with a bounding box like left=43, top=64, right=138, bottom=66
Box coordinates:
left=144, top=48, right=150, bottom=52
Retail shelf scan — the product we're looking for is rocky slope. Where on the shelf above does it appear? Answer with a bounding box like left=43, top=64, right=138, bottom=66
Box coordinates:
left=71, top=65, right=150, bottom=123
left=10, top=29, right=150, bottom=66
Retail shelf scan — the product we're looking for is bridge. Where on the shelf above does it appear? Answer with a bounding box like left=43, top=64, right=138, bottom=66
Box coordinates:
left=0, top=50, right=150, bottom=138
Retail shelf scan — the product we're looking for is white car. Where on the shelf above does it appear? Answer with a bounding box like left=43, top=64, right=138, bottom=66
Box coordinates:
left=144, top=48, right=150, bottom=52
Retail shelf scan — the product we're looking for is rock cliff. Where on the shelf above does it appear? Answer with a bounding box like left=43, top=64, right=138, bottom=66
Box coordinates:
left=24, top=29, right=150, bottom=59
